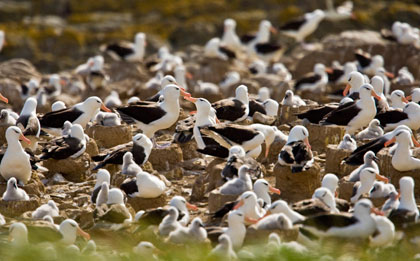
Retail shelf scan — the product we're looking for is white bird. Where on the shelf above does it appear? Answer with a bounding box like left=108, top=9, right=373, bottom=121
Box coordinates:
left=133, top=241, right=159, bottom=259
left=168, top=217, right=207, bottom=244
left=223, top=210, right=249, bottom=249
left=281, top=90, right=306, bottom=107
left=59, top=219, right=90, bottom=245
left=2, top=177, right=29, bottom=201
left=204, top=37, right=229, bottom=60
left=8, top=222, right=29, bottom=246
left=279, top=9, right=325, bottom=42
left=17, top=97, right=41, bottom=151
left=355, top=119, right=383, bottom=140
left=51, top=101, right=66, bottom=111
left=106, top=188, right=126, bottom=206
left=221, top=18, right=242, bottom=50
left=272, top=63, right=292, bottom=81
left=325, top=0, right=354, bottom=21
left=337, top=134, right=357, bottom=151
left=348, top=151, right=379, bottom=182
left=321, top=173, right=339, bottom=197
left=32, top=200, right=59, bottom=219
left=369, top=215, right=395, bottom=247
left=233, top=191, right=265, bottom=220
left=122, top=152, right=142, bottom=176
left=370, top=181, right=397, bottom=199
left=396, top=176, right=419, bottom=220
left=159, top=207, right=181, bottom=236
left=267, top=200, right=305, bottom=223
left=95, top=112, right=121, bottom=126
left=104, top=91, right=122, bottom=108
left=385, top=129, right=420, bottom=171
left=219, top=165, right=253, bottom=195
left=258, top=87, right=270, bottom=102
left=313, top=187, right=339, bottom=213
left=350, top=168, right=388, bottom=203
left=101, top=32, right=146, bottom=62
left=253, top=179, right=281, bottom=208
left=0, top=126, right=32, bottom=184
left=208, top=234, right=237, bottom=260
left=256, top=213, right=293, bottom=230
left=219, top=71, right=241, bottom=92
left=133, top=171, right=166, bottom=198
left=263, top=99, right=279, bottom=117
left=381, top=191, right=400, bottom=216
left=390, top=90, right=408, bottom=110
left=0, top=109, right=16, bottom=127
left=96, top=182, right=109, bottom=206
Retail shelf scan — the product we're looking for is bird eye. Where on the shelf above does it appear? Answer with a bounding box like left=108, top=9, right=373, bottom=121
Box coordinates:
left=14, top=130, right=19, bottom=134
left=96, top=100, right=100, bottom=103
left=237, top=213, right=243, bottom=216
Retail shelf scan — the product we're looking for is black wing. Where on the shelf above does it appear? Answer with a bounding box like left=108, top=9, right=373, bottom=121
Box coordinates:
left=291, top=141, right=312, bottom=164
left=39, top=107, right=83, bottom=129
left=212, top=99, right=246, bottom=122
left=354, top=50, right=371, bottom=68
left=117, top=104, right=167, bottom=125
left=248, top=99, right=266, bottom=117
left=104, top=43, right=134, bottom=58
left=375, top=110, right=408, bottom=127
left=240, top=34, right=256, bottom=44
left=40, top=136, right=83, bottom=160
left=212, top=201, right=237, bottom=218
left=301, top=214, right=358, bottom=231
left=206, top=124, right=259, bottom=144
left=120, top=179, right=138, bottom=195
left=254, top=43, right=282, bottom=54
left=321, top=101, right=360, bottom=126
left=328, top=68, right=344, bottom=83
left=380, top=29, right=397, bottom=41
left=294, top=74, right=321, bottom=90
left=279, top=18, right=306, bottom=31
left=17, top=115, right=39, bottom=136
left=296, top=105, right=337, bottom=124
left=93, top=146, right=131, bottom=170
left=132, top=143, right=147, bottom=165
left=218, top=46, right=236, bottom=59
left=196, top=136, right=229, bottom=158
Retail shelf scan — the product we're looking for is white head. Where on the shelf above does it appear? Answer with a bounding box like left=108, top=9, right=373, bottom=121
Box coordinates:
left=20, top=97, right=37, bottom=115
left=59, top=219, right=90, bottom=245
left=9, top=222, right=28, bottom=245
left=106, top=188, right=125, bottom=205
left=227, top=210, right=245, bottom=225
left=368, top=119, right=381, bottom=129
left=359, top=84, right=380, bottom=100
left=253, top=179, right=281, bottom=196
left=161, top=75, right=177, bottom=88
left=69, top=124, right=85, bottom=141
left=235, top=85, right=248, bottom=103
left=400, top=176, right=414, bottom=196
left=123, top=151, right=135, bottom=164
left=51, top=101, right=66, bottom=111
left=238, top=165, right=251, bottom=180
left=6, top=126, right=29, bottom=146
left=228, top=145, right=246, bottom=158
left=190, top=217, right=204, bottom=230
left=161, top=84, right=185, bottom=100
left=81, top=96, right=110, bottom=113
left=372, top=55, right=384, bottom=68
left=47, top=200, right=59, bottom=211
left=91, top=55, right=104, bottom=71
left=95, top=169, right=110, bottom=188
left=353, top=198, right=375, bottom=217
left=371, top=76, right=384, bottom=95
left=133, top=133, right=153, bottom=152
left=49, top=74, right=61, bottom=87
left=391, top=90, right=408, bottom=104
left=312, top=187, right=337, bottom=212
left=170, top=195, right=198, bottom=212
left=257, top=20, right=274, bottom=41
left=224, top=18, right=237, bottom=30
left=314, top=63, right=326, bottom=75
left=403, top=102, right=420, bottom=116
left=263, top=99, right=279, bottom=117
left=134, top=32, right=146, bottom=47
left=133, top=241, right=157, bottom=256
left=347, top=71, right=365, bottom=92
left=287, top=125, right=310, bottom=148
left=360, top=167, right=387, bottom=184
left=283, top=90, right=294, bottom=103
left=321, top=174, right=339, bottom=194
left=364, top=151, right=379, bottom=165
left=310, top=9, right=325, bottom=21
left=7, top=177, right=19, bottom=192
left=258, top=87, right=270, bottom=102
left=268, top=200, right=291, bottom=214
left=409, top=88, right=420, bottom=103
left=218, top=234, right=233, bottom=249
left=250, top=60, right=266, bottom=74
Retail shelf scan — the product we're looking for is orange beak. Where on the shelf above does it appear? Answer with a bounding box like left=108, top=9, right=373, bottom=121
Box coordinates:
left=304, top=137, right=311, bottom=150
left=233, top=199, right=244, bottom=210
left=245, top=217, right=258, bottom=224
left=412, top=135, right=420, bottom=147
left=265, top=144, right=270, bottom=157
left=371, top=91, right=381, bottom=101
left=335, top=191, right=339, bottom=198
left=385, top=71, right=395, bottom=79
left=325, top=67, right=333, bottom=74
left=189, top=111, right=197, bottom=115
left=184, top=96, right=197, bottom=103
left=180, top=87, right=191, bottom=97
left=269, top=186, right=281, bottom=195
left=215, top=117, right=220, bottom=124
left=371, top=207, right=385, bottom=216
left=270, top=26, right=278, bottom=34
left=19, top=133, right=31, bottom=145
left=375, top=173, right=388, bottom=183
left=343, top=84, right=351, bottom=96
left=263, top=210, right=271, bottom=218
left=186, top=72, right=193, bottom=80
left=77, top=227, right=91, bottom=241
left=384, top=137, right=396, bottom=147
left=60, top=79, right=67, bottom=86
left=402, top=96, right=409, bottom=103
left=101, top=103, right=111, bottom=112
left=0, top=93, right=8, bottom=103
left=406, top=95, right=412, bottom=101
left=186, top=202, right=198, bottom=211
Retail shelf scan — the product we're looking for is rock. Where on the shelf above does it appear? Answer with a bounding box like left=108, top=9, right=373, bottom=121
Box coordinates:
left=325, top=145, right=358, bottom=177
left=0, top=126, right=8, bottom=145
left=306, top=124, right=346, bottom=153
left=86, top=124, right=132, bottom=149
left=205, top=158, right=226, bottom=193
left=148, top=143, right=183, bottom=171
left=278, top=103, right=318, bottom=125
left=42, top=153, right=91, bottom=182
left=252, top=112, right=276, bottom=125
left=127, top=194, right=167, bottom=212
left=187, top=55, right=231, bottom=85
left=337, top=177, right=355, bottom=202
left=85, top=138, right=99, bottom=157
left=93, top=204, right=134, bottom=224
left=160, top=167, right=183, bottom=180
left=208, top=189, right=238, bottom=213
left=257, top=137, right=287, bottom=164
left=377, top=149, right=420, bottom=195
left=65, top=207, right=95, bottom=229
left=0, top=197, right=40, bottom=217
left=245, top=226, right=299, bottom=244
left=191, top=174, right=207, bottom=202
left=179, top=141, right=201, bottom=161
left=274, top=162, right=322, bottom=202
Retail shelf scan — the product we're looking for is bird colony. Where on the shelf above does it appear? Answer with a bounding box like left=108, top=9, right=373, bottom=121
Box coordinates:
left=0, top=2, right=420, bottom=260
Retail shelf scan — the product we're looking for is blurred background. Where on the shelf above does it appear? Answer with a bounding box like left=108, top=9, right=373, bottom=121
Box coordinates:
left=0, top=0, right=419, bottom=72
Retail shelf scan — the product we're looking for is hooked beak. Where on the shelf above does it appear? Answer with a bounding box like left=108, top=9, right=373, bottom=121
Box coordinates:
left=19, top=133, right=31, bottom=145
left=371, top=90, right=381, bottom=101
left=406, top=95, right=412, bottom=101
left=269, top=186, right=281, bottom=195
left=0, top=93, right=8, bottom=103
left=245, top=217, right=258, bottom=224
left=233, top=199, right=244, bottom=210
left=270, top=26, right=277, bottom=34
left=385, top=71, right=395, bottom=79
left=184, top=96, right=197, bottom=103
left=343, top=84, right=351, bottom=96
left=325, top=67, right=333, bottom=74
left=371, top=207, right=385, bottom=216
left=101, top=103, right=111, bottom=112
left=77, top=227, right=91, bottom=240
left=186, top=202, right=198, bottom=211
left=402, top=96, right=409, bottom=103
left=373, top=155, right=380, bottom=163
left=304, top=137, right=311, bottom=150
left=376, top=173, right=389, bottom=183
left=384, top=137, right=396, bottom=147
left=180, top=87, right=191, bottom=97
left=412, top=135, right=420, bottom=147
left=185, top=72, right=193, bottom=79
